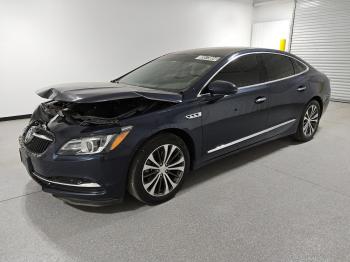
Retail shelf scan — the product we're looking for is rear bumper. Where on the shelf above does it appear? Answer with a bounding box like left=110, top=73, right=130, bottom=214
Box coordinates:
left=19, top=145, right=129, bottom=206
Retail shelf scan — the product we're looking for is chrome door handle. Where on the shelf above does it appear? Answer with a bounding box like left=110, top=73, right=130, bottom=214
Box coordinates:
left=255, top=96, right=267, bottom=104
left=297, top=86, right=307, bottom=92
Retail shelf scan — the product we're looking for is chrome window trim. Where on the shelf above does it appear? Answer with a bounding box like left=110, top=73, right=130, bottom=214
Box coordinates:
left=32, top=172, right=101, bottom=188
left=197, top=51, right=309, bottom=97
left=207, top=119, right=296, bottom=153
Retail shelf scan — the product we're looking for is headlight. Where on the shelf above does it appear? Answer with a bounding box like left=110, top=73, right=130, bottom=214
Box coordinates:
left=58, top=126, right=132, bottom=155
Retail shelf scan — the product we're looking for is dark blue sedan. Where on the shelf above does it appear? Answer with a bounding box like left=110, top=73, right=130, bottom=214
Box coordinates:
left=19, top=47, right=330, bottom=205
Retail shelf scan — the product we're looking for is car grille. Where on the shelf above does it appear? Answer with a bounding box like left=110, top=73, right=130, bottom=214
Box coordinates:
left=23, top=123, right=54, bottom=154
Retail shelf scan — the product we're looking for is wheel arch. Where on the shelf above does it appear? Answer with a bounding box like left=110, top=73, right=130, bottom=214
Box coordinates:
left=129, top=128, right=197, bottom=172
left=151, top=128, right=196, bottom=170
left=309, top=96, right=323, bottom=116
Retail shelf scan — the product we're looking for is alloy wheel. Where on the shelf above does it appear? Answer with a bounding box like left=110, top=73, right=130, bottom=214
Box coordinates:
left=303, top=104, right=319, bottom=137
left=142, top=144, right=185, bottom=197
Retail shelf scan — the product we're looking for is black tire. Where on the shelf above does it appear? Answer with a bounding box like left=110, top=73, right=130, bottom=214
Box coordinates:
left=128, top=133, right=190, bottom=205
left=293, top=100, right=321, bottom=142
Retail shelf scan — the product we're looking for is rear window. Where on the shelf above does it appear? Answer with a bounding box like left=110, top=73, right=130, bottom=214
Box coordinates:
left=291, top=58, right=307, bottom=74
left=261, top=54, right=294, bottom=81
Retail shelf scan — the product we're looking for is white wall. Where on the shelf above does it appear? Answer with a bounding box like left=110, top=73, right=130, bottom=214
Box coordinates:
left=0, top=0, right=253, bottom=118
left=251, top=19, right=291, bottom=50
left=251, top=0, right=294, bottom=50
left=253, top=0, right=294, bottom=23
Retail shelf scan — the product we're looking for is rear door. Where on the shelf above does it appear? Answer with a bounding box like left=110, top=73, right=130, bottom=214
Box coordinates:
left=200, top=54, right=270, bottom=160
left=260, top=53, right=308, bottom=136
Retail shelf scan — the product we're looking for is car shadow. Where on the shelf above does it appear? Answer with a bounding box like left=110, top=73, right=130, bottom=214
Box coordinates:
left=182, top=136, right=297, bottom=192
left=68, top=193, right=144, bottom=213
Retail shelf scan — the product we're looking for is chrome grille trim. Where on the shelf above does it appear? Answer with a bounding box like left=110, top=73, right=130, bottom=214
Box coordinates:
left=22, top=122, right=54, bottom=154
left=32, top=172, right=101, bottom=188
left=32, top=133, right=54, bottom=141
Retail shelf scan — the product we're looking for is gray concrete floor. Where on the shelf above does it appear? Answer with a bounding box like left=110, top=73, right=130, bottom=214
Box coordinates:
left=0, top=102, right=350, bottom=262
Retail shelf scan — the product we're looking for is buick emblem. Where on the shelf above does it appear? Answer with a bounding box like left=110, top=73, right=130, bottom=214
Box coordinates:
left=24, top=126, right=36, bottom=144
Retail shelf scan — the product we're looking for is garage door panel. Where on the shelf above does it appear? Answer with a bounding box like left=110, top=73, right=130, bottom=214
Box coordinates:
left=291, top=0, right=350, bottom=102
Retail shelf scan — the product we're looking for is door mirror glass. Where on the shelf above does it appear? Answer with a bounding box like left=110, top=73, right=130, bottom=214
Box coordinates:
left=207, top=80, right=237, bottom=96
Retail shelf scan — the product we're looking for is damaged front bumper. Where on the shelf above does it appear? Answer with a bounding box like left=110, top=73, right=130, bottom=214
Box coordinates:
left=19, top=136, right=130, bottom=206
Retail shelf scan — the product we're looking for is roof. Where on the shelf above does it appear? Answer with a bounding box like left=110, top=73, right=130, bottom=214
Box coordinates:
left=172, top=47, right=298, bottom=57
left=172, top=47, right=250, bottom=57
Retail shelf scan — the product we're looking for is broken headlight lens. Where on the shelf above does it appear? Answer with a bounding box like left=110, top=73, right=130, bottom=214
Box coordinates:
left=57, top=126, right=133, bottom=155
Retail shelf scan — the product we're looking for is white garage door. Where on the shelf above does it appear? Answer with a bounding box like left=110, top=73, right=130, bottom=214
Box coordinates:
left=291, top=0, right=350, bottom=102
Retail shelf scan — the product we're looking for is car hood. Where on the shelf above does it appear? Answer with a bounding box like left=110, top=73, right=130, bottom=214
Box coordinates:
left=36, top=82, right=182, bottom=103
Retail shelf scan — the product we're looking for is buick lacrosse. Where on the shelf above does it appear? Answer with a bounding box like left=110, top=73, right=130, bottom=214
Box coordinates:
left=19, top=47, right=330, bottom=205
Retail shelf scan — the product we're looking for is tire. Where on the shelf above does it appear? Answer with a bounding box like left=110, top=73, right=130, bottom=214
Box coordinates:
left=128, top=133, right=190, bottom=205
left=293, top=100, right=321, bottom=142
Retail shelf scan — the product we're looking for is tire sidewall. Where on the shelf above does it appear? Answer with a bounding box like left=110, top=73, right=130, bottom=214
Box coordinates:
left=128, top=133, right=190, bottom=205
left=297, top=100, right=321, bottom=141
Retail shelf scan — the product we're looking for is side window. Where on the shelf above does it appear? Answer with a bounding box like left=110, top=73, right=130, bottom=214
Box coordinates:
left=212, top=54, right=263, bottom=87
left=291, top=58, right=307, bottom=74
left=261, top=54, right=294, bottom=81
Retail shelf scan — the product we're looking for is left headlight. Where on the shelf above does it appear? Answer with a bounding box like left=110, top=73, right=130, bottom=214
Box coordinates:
left=58, top=126, right=132, bottom=155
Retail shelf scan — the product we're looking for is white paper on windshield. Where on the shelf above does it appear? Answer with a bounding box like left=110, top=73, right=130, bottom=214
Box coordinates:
left=195, top=55, right=221, bottom=62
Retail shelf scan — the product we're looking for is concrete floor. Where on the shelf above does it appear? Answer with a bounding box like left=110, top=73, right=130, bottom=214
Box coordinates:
left=0, top=102, right=350, bottom=262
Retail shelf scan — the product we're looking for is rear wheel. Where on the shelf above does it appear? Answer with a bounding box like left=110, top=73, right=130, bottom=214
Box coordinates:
left=128, top=133, right=190, bottom=205
left=293, top=100, right=321, bottom=142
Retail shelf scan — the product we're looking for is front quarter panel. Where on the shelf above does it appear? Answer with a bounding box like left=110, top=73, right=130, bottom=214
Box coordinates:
left=118, top=100, right=203, bottom=168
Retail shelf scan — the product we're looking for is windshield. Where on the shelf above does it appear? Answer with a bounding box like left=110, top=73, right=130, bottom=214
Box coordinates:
left=117, top=53, right=222, bottom=92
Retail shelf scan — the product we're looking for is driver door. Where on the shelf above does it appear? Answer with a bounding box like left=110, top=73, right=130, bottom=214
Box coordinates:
left=200, top=54, right=270, bottom=160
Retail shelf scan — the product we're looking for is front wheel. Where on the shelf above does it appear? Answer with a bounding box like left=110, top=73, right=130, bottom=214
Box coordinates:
left=293, top=100, right=321, bottom=142
left=128, top=133, right=190, bottom=205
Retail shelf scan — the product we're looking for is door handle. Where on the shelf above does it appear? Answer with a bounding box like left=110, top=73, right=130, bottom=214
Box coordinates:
left=297, top=85, right=307, bottom=92
left=255, top=96, right=267, bottom=104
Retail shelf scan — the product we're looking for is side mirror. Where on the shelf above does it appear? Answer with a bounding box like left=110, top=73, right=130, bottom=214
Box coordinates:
left=207, top=80, right=237, bottom=96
